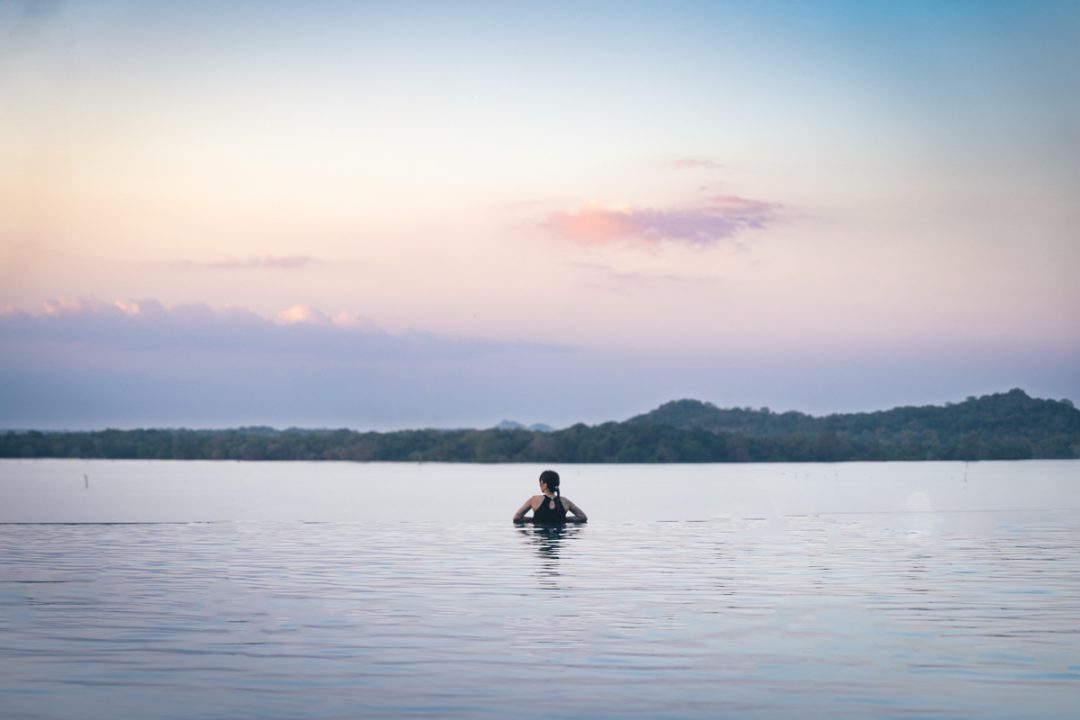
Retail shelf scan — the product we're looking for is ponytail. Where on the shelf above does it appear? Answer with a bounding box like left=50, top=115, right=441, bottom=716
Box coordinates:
left=540, top=469, right=560, bottom=497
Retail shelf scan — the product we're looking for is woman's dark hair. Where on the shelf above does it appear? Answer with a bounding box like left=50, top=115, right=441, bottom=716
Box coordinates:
left=539, top=469, right=560, bottom=497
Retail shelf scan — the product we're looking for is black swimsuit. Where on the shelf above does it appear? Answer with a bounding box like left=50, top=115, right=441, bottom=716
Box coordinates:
left=533, top=495, right=567, bottom=525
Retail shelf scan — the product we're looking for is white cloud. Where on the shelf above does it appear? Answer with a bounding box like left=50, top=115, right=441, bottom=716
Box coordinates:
left=332, top=311, right=379, bottom=331
left=276, top=304, right=331, bottom=326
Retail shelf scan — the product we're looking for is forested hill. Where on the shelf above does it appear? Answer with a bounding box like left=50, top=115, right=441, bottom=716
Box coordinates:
left=628, top=389, right=1079, bottom=450
left=1, top=389, right=1077, bottom=463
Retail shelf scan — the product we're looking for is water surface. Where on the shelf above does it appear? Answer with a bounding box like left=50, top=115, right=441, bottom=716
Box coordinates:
left=1, top=460, right=1078, bottom=719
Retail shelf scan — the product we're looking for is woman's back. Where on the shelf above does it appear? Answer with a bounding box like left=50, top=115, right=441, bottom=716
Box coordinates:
left=513, top=470, right=587, bottom=524
left=532, top=495, right=567, bottom=525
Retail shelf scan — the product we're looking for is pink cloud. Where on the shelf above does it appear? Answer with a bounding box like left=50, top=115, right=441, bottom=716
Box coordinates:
left=175, top=255, right=322, bottom=270
left=272, top=306, right=380, bottom=330
left=29, top=296, right=384, bottom=333
left=545, top=204, right=641, bottom=244
left=40, top=297, right=178, bottom=320
left=42, top=296, right=108, bottom=317
left=672, top=157, right=724, bottom=170
left=276, top=304, right=331, bottom=326
left=17, top=296, right=397, bottom=344
left=332, top=311, right=380, bottom=331
left=544, top=195, right=781, bottom=246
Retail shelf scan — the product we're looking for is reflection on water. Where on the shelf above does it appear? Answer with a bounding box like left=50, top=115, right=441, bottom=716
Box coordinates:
left=517, top=524, right=585, bottom=586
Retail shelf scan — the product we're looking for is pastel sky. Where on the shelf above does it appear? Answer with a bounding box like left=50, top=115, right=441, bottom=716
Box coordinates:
left=2, top=0, right=1078, bottom=429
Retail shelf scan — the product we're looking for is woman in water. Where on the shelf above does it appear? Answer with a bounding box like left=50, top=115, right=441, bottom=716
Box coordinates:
left=513, top=469, right=587, bottom=524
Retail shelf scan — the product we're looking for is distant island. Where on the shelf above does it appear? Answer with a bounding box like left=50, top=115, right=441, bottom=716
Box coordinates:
left=2, top=389, right=1077, bottom=463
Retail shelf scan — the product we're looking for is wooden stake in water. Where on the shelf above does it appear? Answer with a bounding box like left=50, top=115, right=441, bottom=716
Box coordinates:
left=83, top=473, right=89, bottom=490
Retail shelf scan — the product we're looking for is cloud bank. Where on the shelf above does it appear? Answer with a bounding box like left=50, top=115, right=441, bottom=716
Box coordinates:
left=2, top=298, right=1075, bottom=432
left=544, top=195, right=781, bottom=246
left=0, top=297, right=575, bottom=429
left=4, top=296, right=561, bottom=359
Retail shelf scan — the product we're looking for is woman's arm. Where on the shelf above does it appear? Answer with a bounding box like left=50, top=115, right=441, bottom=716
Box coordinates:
left=562, top=497, right=587, bottom=522
left=513, top=496, right=537, bottom=522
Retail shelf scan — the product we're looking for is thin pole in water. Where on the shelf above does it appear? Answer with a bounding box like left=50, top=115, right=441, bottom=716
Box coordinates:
left=83, top=473, right=89, bottom=490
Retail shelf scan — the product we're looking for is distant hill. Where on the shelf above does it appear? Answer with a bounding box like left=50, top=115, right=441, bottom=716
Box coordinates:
left=626, top=389, right=1080, bottom=459
left=2, top=389, right=1077, bottom=462
left=495, top=420, right=555, bottom=433
left=628, top=400, right=816, bottom=435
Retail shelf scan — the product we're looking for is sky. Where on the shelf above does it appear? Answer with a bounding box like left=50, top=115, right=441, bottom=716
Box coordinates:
left=1, top=0, right=1078, bottom=430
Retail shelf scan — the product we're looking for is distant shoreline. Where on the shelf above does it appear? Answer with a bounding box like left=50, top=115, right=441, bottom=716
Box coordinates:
left=3, top=389, right=1077, bottom=463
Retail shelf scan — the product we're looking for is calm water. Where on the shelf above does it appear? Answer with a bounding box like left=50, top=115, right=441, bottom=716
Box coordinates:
left=1, top=460, right=1078, bottom=719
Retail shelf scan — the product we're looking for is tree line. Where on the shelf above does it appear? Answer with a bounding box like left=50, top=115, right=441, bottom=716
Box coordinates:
left=2, top=389, right=1077, bottom=463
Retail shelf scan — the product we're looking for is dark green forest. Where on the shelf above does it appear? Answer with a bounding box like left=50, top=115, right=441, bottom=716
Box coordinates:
left=2, top=389, right=1077, bottom=463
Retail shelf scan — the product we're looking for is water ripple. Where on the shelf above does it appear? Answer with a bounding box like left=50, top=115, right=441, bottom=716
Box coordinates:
left=1, top=512, right=1077, bottom=719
